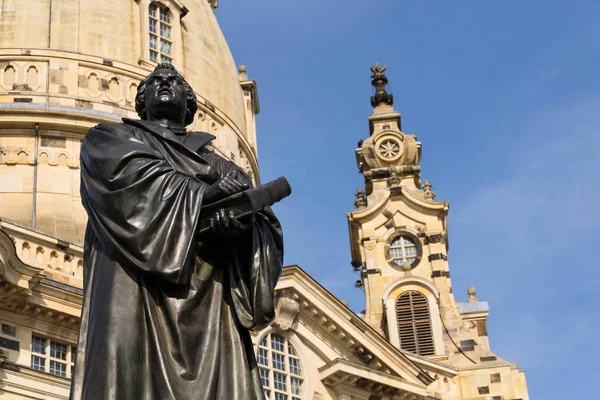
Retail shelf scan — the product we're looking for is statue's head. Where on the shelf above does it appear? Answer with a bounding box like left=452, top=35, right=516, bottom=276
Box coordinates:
left=135, top=63, right=198, bottom=126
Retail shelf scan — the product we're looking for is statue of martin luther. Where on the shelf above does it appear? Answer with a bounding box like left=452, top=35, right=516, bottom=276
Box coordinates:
left=70, top=63, right=283, bottom=400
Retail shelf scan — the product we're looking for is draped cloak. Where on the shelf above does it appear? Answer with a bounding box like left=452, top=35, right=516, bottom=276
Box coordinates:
left=70, top=119, right=283, bottom=400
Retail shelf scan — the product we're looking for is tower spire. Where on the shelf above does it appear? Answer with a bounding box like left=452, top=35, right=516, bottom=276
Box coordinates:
left=370, top=62, right=394, bottom=107
left=355, top=64, right=419, bottom=193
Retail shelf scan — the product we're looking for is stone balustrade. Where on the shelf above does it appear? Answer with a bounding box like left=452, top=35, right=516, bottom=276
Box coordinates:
left=0, top=219, right=83, bottom=287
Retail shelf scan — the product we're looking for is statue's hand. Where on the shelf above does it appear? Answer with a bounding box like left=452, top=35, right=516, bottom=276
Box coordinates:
left=204, top=172, right=248, bottom=203
left=208, top=209, right=253, bottom=239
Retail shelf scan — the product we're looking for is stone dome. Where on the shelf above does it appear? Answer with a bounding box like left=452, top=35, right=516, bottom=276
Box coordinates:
left=0, top=0, right=259, bottom=244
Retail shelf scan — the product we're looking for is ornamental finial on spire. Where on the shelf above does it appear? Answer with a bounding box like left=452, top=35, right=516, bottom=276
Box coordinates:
left=354, top=188, right=367, bottom=209
left=423, top=179, right=436, bottom=200
left=370, top=62, right=394, bottom=107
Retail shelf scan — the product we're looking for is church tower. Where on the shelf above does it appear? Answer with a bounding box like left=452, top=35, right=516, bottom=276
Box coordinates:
left=347, top=64, right=529, bottom=399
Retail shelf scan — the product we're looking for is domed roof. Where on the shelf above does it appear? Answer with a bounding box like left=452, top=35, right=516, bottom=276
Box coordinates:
left=0, top=0, right=246, bottom=134
left=0, top=1, right=251, bottom=244
left=180, top=2, right=247, bottom=133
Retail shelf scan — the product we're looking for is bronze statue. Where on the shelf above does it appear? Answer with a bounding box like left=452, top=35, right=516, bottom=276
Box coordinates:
left=70, top=63, right=286, bottom=400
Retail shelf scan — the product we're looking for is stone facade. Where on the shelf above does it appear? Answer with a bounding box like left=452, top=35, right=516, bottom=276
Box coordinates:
left=0, top=2, right=529, bottom=400
left=0, top=0, right=260, bottom=244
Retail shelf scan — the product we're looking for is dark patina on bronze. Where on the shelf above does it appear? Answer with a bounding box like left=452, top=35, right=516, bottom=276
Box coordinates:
left=370, top=62, right=394, bottom=107
left=70, top=64, right=287, bottom=400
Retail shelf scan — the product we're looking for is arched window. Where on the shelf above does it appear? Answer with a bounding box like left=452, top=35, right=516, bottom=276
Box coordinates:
left=257, top=333, right=303, bottom=400
left=396, top=291, right=434, bottom=356
left=149, top=3, right=173, bottom=63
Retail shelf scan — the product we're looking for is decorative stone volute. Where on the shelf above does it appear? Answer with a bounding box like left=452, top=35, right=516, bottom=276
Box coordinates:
left=272, top=296, right=300, bottom=331
left=358, top=129, right=421, bottom=178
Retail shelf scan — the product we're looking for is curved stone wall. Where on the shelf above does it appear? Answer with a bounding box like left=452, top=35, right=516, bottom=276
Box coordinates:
left=0, top=0, right=260, bottom=244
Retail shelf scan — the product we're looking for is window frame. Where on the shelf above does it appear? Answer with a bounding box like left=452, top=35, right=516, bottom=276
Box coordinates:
left=0, top=322, right=17, bottom=337
left=384, top=229, right=423, bottom=270
left=382, top=277, right=446, bottom=356
left=395, top=291, right=435, bottom=356
left=256, top=332, right=304, bottom=400
left=30, top=334, right=76, bottom=378
left=389, top=235, right=418, bottom=266
left=148, top=3, right=174, bottom=63
left=138, top=0, right=185, bottom=70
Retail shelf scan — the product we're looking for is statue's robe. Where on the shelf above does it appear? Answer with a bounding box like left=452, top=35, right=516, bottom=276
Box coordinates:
left=70, top=119, right=283, bottom=400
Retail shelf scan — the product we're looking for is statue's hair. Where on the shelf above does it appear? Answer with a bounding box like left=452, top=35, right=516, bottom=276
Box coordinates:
left=135, top=63, right=198, bottom=126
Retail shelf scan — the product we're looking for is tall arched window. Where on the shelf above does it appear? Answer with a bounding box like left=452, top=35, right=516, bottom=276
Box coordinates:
left=257, top=333, right=303, bottom=400
left=149, top=3, right=173, bottom=63
left=396, top=291, right=435, bottom=356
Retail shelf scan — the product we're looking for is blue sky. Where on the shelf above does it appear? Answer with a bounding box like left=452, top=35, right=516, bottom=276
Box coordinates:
left=218, top=1, right=599, bottom=398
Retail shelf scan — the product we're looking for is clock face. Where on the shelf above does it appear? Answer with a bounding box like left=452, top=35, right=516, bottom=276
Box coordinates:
left=375, top=134, right=403, bottom=162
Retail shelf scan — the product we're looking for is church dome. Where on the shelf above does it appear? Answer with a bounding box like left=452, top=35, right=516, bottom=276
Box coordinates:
left=0, top=0, right=259, bottom=244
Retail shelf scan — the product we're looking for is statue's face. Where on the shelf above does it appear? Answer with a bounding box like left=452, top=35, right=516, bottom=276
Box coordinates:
left=144, top=69, right=188, bottom=122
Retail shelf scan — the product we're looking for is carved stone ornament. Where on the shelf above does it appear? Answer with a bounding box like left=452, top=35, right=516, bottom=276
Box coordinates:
left=375, top=134, right=403, bottom=162
left=272, top=296, right=300, bottom=331
left=426, top=233, right=443, bottom=244
left=358, top=130, right=420, bottom=177
left=370, top=62, right=394, bottom=107
left=387, top=172, right=401, bottom=188
left=354, top=188, right=367, bottom=208
left=364, top=240, right=377, bottom=251
left=423, top=179, right=436, bottom=200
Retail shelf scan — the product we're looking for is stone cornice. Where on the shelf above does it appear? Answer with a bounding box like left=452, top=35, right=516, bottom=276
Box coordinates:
left=347, top=190, right=390, bottom=221
left=240, top=79, right=260, bottom=115
left=0, top=226, right=82, bottom=329
left=403, top=353, right=458, bottom=378
left=319, top=358, right=428, bottom=399
left=348, top=185, right=448, bottom=224
left=0, top=220, right=84, bottom=254
left=0, top=219, right=84, bottom=285
left=399, top=186, right=449, bottom=213
left=0, top=308, right=78, bottom=342
left=0, top=228, right=44, bottom=291
left=0, top=361, right=71, bottom=399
